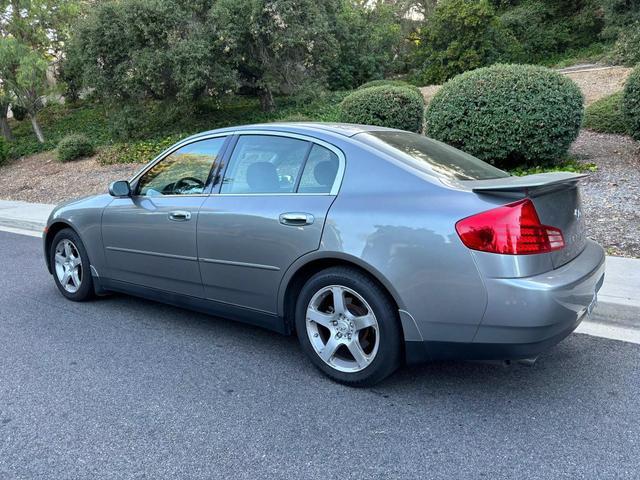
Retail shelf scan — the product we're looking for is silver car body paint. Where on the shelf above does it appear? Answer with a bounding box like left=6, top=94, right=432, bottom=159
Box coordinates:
left=44, top=123, right=605, bottom=362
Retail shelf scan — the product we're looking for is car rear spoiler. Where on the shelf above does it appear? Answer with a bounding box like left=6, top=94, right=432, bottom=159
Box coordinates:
left=466, top=172, right=589, bottom=195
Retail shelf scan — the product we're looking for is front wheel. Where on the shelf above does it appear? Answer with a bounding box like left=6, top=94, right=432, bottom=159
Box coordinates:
left=50, top=228, right=95, bottom=301
left=295, top=267, right=402, bottom=387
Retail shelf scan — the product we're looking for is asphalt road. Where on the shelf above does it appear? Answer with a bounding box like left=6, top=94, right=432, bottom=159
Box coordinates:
left=1, top=231, right=639, bottom=480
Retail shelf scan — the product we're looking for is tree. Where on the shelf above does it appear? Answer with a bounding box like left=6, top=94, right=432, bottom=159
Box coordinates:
left=328, top=1, right=407, bottom=90
left=63, top=0, right=235, bottom=103
left=211, top=0, right=338, bottom=111
left=0, top=37, right=49, bottom=142
left=0, top=0, right=83, bottom=60
left=413, top=0, right=519, bottom=84
left=0, top=85, right=13, bottom=140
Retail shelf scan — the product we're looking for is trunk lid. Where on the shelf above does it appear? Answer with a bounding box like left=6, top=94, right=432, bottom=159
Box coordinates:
left=463, top=172, right=588, bottom=268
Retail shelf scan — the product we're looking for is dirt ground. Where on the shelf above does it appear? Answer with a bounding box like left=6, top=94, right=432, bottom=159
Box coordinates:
left=0, top=151, right=142, bottom=204
left=420, top=66, right=632, bottom=106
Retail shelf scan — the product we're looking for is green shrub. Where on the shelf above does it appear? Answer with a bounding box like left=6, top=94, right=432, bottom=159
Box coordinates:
left=339, top=85, right=425, bottom=133
left=275, top=113, right=313, bottom=122
left=357, top=80, right=422, bottom=97
left=611, top=23, right=640, bottom=66
left=500, top=0, right=603, bottom=63
left=584, top=91, right=627, bottom=134
left=425, top=64, right=583, bottom=168
left=413, top=0, right=519, bottom=85
left=57, top=134, right=95, bottom=162
left=96, top=134, right=184, bottom=165
left=623, top=67, right=640, bottom=140
left=0, top=136, right=8, bottom=165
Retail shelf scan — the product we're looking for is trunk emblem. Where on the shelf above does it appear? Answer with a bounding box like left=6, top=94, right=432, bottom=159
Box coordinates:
left=574, top=208, right=581, bottom=220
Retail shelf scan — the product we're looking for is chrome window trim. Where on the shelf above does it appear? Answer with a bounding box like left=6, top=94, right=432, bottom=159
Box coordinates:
left=128, top=130, right=346, bottom=197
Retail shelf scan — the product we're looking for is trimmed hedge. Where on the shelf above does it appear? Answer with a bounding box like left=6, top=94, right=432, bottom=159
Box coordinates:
left=425, top=64, right=583, bottom=168
left=583, top=91, right=627, bottom=134
left=339, top=85, right=425, bottom=133
left=357, top=79, right=422, bottom=97
left=57, top=134, right=95, bottom=162
left=622, top=66, right=640, bottom=140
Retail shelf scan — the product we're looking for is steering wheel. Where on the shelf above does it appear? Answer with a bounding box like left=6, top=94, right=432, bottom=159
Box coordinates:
left=172, top=176, right=205, bottom=194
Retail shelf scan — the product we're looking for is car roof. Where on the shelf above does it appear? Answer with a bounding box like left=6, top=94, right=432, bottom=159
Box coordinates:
left=181, top=122, right=399, bottom=143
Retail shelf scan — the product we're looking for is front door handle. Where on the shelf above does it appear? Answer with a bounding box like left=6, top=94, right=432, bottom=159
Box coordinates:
left=279, top=212, right=314, bottom=226
left=168, top=210, right=191, bottom=221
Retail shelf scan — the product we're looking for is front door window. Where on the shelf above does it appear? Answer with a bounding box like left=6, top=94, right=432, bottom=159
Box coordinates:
left=137, top=137, right=226, bottom=196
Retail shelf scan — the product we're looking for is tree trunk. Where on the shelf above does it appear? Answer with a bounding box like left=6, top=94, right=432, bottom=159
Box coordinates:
left=259, top=86, right=275, bottom=112
left=30, top=114, right=45, bottom=143
left=0, top=108, right=13, bottom=141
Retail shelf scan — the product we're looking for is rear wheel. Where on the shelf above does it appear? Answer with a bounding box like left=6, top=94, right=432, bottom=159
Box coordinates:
left=295, top=267, right=402, bottom=387
left=50, top=228, right=94, bottom=301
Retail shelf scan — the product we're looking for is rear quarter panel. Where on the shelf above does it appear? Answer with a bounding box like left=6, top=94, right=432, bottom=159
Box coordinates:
left=317, top=140, right=495, bottom=343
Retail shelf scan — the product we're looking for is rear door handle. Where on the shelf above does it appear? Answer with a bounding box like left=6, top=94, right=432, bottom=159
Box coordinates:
left=168, top=210, right=191, bottom=221
left=279, top=212, right=314, bottom=226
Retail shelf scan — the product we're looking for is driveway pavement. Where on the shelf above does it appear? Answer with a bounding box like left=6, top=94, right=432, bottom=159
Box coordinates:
left=1, top=230, right=639, bottom=479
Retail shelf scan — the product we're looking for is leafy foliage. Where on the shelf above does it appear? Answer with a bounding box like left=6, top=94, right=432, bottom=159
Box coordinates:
left=357, top=79, right=422, bottom=96
left=339, top=85, right=425, bottom=133
left=57, top=133, right=95, bottom=162
left=610, top=22, right=640, bottom=66
left=327, top=1, right=406, bottom=90
left=211, top=0, right=338, bottom=111
left=584, top=91, right=628, bottom=134
left=622, top=66, right=640, bottom=141
left=63, top=0, right=236, bottom=103
left=499, top=0, right=604, bottom=63
left=413, top=0, right=518, bottom=84
left=509, top=158, right=597, bottom=176
left=0, top=37, right=49, bottom=142
left=0, top=136, right=7, bottom=165
left=425, top=64, right=583, bottom=168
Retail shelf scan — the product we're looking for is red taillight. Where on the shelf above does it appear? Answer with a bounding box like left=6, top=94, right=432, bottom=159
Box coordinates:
left=455, top=199, right=564, bottom=255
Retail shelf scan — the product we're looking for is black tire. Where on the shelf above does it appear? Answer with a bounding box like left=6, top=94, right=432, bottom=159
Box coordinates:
left=49, top=228, right=95, bottom=302
left=295, top=266, right=402, bottom=387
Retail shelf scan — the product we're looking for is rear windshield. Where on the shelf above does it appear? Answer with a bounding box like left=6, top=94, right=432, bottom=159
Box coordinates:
left=358, top=131, right=509, bottom=181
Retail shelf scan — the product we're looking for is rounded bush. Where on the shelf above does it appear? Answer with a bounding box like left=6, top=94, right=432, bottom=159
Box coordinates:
left=57, top=134, right=95, bottom=162
left=357, top=79, right=422, bottom=97
left=622, top=66, right=640, bottom=141
left=425, top=64, right=584, bottom=168
left=339, top=85, right=425, bottom=133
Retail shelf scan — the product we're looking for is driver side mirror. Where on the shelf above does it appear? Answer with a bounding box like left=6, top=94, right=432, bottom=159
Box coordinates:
left=109, top=180, right=131, bottom=197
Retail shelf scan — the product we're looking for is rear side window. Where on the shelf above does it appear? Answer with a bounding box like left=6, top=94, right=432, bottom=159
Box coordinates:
left=221, top=135, right=310, bottom=194
left=298, top=145, right=340, bottom=193
left=360, top=131, right=508, bottom=181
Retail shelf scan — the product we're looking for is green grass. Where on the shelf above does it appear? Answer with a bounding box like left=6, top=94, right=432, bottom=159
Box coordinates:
left=583, top=91, right=628, bottom=134
left=7, top=91, right=347, bottom=165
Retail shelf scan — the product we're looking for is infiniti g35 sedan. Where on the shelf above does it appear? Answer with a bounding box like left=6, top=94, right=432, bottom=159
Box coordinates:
left=44, top=123, right=605, bottom=386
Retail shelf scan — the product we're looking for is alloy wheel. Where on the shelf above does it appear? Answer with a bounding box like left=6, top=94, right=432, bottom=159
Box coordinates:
left=54, top=239, right=83, bottom=294
left=305, top=285, right=380, bottom=373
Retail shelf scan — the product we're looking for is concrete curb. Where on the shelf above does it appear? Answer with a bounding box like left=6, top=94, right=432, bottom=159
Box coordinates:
left=0, top=200, right=53, bottom=232
left=0, top=198, right=638, bottom=332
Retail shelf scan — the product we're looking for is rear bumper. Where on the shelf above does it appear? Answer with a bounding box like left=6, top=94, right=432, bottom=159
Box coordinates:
left=406, top=239, right=605, bottom=363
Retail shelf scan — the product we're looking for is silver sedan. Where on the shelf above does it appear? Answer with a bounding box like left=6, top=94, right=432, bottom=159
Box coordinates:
left=44, top=123, right=605, bottom=386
